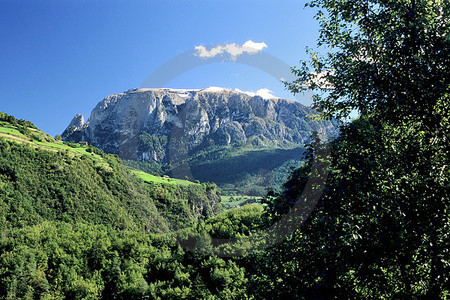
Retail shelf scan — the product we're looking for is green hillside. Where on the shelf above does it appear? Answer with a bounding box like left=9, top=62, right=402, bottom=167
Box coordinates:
left=0, top=112, right=221, bottom=233
left=0, top=113, right=259, bottom=215
left=0, top=112, right=262, bottom=298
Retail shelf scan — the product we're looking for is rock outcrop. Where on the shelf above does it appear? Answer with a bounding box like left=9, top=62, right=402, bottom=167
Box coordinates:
left=62, top=88, right=337, bottom=162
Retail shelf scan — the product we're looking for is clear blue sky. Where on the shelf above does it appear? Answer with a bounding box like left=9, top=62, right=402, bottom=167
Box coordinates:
left=0, top=0, right=320, bottom=136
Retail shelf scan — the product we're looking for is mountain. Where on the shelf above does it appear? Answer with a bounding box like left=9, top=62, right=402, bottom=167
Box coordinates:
left=62, top=87, right=338, bottom=195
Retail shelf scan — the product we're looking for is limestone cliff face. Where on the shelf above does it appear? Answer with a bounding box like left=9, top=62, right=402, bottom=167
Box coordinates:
left=62, top=88, right=337, bottom=162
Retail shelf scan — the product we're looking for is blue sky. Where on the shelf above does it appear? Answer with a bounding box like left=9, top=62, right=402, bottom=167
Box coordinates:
left=0, top=0, right=320, bottom=136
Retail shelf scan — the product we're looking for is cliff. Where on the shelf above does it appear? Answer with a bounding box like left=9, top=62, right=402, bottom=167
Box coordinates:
left=62, top=87, right=337, bottom=194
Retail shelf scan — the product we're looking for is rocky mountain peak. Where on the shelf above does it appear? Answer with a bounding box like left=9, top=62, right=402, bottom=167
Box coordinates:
left=69, top=114, right=85, bottom=128
left=62, top=87, right=337, bottom=164
left=66, top=113, right=85, bottom=131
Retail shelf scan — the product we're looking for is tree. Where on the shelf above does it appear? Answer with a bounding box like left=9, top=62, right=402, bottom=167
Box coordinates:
left=272, top=0, right=450, bottom=297
left=288, top=0, right=449, bottom=125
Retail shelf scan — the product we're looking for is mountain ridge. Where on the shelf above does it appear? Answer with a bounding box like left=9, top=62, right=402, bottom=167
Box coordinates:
left=62, top=87, right=338, bottom=194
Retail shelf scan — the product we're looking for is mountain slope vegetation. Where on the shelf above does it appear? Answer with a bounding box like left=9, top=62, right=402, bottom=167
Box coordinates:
left=0, top=112, right=263, bottom=298
left=0, top=112, right=221, bottom=233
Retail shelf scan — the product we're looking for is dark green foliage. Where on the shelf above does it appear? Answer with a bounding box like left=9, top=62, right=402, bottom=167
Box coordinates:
left=183, top=145, right=306, bottom=196
left=204, top=205, right=265, bottom=240
left=250, top=115, right=450, bottom=298
left=258, top=0, right=450, bottom=297
left=144, top=181, right=222, bottom=230
left=0, top=111, right=223, bottom=235
left=0, top=221, right=251, bottom=299
left=138, top=132, right=168, bottom=160
left=0, top=112, right=252, bottom=299
left=288, top=0, right=450, bottom=125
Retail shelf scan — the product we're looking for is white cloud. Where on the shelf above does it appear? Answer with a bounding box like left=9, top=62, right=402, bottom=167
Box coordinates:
left=255, top=88, right=276, bottom=99
left=242, top=40, right=267, bottom=52
left=234, top=88, right=277, bottom=99
left=194, top=40, right=268, bottom=60
left=202, top=87, right=228, bottom=93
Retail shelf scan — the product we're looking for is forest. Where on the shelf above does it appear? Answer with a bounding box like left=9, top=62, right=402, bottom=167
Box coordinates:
left=1, top=0, right=449, bottom=298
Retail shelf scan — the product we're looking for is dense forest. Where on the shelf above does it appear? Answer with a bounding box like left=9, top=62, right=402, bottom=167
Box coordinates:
left=1, top=0, right=449, bottom=298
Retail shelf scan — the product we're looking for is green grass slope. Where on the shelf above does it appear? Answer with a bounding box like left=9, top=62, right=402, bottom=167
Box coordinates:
left=131, top=169, right=195, bottom=186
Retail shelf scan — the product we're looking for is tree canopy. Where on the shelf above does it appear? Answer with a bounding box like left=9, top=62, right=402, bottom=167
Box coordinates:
left=288, top=0, right=449, bottom=124
left=270, top=0, right=450, bottom=297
